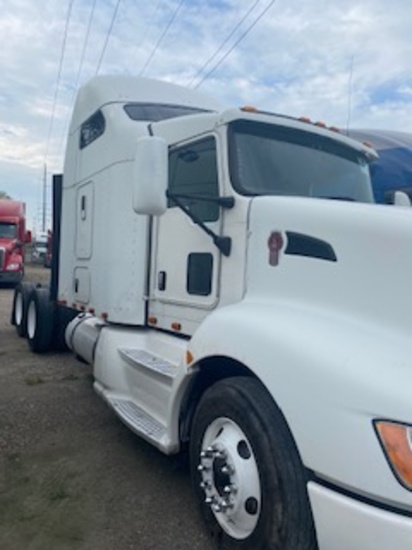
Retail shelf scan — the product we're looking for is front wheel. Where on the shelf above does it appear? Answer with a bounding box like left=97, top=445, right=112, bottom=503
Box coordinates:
left=189, top=377, right=317, bottom=550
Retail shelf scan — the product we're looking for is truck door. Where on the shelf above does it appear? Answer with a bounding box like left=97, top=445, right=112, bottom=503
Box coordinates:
left=149, top=136, right=221, bottom=332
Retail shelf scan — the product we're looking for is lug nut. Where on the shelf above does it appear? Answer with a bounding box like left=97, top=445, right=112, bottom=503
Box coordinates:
left=213, top=449, right=227, bottom=459
left=221, top=499, right=233, bottom=510
left=200, top=446, right=215, bottom=459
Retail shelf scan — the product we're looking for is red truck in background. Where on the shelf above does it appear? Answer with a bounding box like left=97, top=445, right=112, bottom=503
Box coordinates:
left=0, top=199, right=30, bottom=285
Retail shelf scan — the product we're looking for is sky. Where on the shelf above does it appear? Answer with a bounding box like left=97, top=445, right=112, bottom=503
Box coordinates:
left=1, top=0, right=412, bottom=230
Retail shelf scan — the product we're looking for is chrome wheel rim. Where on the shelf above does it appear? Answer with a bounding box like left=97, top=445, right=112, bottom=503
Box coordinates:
left=27, top=300, right=36, bottom=339
left=197, top=417, right=261, bottom=540
left=15, top=292, right=23, bottom=326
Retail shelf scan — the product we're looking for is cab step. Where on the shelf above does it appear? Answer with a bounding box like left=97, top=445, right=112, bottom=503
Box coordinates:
left=118, top=347, right=177, bottom=380
left=110, top=397, right=167, bottom=448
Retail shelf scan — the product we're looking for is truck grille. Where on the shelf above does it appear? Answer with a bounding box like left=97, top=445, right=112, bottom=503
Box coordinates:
left=0, top=248, right=4, bottom=271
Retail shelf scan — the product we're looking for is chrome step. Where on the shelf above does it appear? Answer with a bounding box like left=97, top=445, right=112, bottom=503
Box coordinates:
left=111, top=398, right=166, bottom=444
left=118, top=347, right=177, bottom=379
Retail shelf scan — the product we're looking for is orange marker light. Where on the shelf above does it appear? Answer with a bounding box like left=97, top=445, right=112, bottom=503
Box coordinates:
left=171, top=322, right=182, bottom=331
left=299, top=116, right=311, bottom=123
left=242, top=105, right=257, bottom=112
left=375, top=421, right=412, bottom=490
left=186, top=350, right=194, bottom=365
left=148, top=316, right=157, bottom=325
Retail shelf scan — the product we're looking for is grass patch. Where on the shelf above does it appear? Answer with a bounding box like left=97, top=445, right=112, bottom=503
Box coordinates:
left=0, top=451, right=87, bottom=549
left=61, top=373, right=79, bottom=382
left=24, top=374, right=45, bottom=386
left=48, top=485, right=70, bottom=502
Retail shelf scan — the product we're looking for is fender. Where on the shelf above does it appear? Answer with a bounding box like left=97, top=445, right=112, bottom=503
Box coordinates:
left=188, top=299, right=412, bottom=508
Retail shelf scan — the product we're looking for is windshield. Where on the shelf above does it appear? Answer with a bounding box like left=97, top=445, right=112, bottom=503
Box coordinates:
left=0, top=223, right=17, bottom=239
left=229, top=120, right=374, bottom=202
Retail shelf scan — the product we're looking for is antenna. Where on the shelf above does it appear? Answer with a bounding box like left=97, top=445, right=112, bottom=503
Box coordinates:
left=346, top=55, right=354, bottom=134
left=42, top=164, right=47, bottom=232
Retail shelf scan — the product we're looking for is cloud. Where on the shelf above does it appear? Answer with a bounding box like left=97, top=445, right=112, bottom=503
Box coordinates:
left=0, top=0, right=411, bottom=228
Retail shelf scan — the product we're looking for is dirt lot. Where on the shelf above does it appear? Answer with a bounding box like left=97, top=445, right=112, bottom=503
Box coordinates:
left=0, top=265, right=212, bottom=550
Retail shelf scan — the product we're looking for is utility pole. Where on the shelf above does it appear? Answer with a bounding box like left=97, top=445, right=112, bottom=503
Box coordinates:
left=42, top=163, right=47, bottom=232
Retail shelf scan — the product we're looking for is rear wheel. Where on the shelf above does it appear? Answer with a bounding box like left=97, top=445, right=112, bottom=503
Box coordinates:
left=190, top=377, right=317, bottom=550
left=11, top=282, right=35, bottom=337
left=27, top=287, right=55, bottom=353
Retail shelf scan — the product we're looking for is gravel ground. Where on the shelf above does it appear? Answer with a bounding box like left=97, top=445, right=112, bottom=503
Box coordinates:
left=0, top=265, right=213, bottom=550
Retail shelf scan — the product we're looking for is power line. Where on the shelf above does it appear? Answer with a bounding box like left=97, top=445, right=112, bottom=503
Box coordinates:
left=136, top=0, right=162, bottom=64
left=139, top=0, right=186, bottom=77
left=44, top=0, right=75, bottom=164
left=57, top=0, right=98, bottom=158
left=188, top=0, right=261, bottom=88
left=95, top=0, right=122, bottom=75
left=75, top=0, right=98, bottom=88
left=194, top=0, right=276, bottom=89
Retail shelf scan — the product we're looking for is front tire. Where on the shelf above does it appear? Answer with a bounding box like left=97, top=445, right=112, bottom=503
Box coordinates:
left=189, top=377, right=317, bottom=550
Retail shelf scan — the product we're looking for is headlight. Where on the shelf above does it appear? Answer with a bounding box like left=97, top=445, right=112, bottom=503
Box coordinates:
left=374, top=420, right=412, bottom=491
left=6, top=263, right=20, bottom=271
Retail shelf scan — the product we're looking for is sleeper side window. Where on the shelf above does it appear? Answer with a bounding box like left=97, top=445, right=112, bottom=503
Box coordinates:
left=79, top=110, right=106, bottom=150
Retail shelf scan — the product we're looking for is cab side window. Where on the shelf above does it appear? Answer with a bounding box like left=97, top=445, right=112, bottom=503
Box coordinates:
left=168, top=137, right=219, bottom=223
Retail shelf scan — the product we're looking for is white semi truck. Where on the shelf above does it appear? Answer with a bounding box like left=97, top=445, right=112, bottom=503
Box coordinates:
left=12, top=76, right=412, bottom=549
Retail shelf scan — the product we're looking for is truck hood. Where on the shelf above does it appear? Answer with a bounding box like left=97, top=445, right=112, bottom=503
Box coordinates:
left=246, top=196, right=412, bottom=336
left=0, top=238, right=17, bottom=249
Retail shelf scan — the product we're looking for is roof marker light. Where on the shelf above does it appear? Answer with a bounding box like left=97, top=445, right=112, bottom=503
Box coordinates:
left=315, top=121, right=326, bottom=128
left=299, top=116, right=311, bottom=123
left=241, top=106, right=257, bottom=112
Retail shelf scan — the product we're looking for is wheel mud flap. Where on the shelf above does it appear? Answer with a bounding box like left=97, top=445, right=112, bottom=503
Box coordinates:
left=54, top=306, right=78, bottom=351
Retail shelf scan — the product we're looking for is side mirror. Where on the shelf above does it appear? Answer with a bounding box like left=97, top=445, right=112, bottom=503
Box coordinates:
left=133, top=136, right=168, bottom=216
left=394, top=191, right=411, bottom=207
left=25, top=230, right=32, bottom=244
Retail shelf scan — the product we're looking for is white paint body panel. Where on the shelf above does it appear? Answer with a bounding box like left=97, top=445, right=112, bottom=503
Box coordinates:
left=188, top=197, right=412, bottom=510
left=59, top=76, right=223, bottom=323
left=309, top=482, right=412, bottom=550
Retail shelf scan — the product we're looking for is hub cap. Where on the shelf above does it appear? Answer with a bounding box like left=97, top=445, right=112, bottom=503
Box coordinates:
left=15, top=292, right=23, bottom=325
left=27, top=300, right=36, bottom=339
left=198, top=417, right=261, bottom=540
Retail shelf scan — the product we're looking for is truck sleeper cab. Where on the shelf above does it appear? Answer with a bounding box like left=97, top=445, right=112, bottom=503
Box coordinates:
left=12, top=76, right=412, bottom=550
